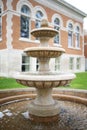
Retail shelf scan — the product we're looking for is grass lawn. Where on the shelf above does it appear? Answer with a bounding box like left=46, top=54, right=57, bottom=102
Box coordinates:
left=0, top=78, right=26, bottom=89
left=0, top=72, right=87, bottom=90
left=70, top=72, right=87, bottom=90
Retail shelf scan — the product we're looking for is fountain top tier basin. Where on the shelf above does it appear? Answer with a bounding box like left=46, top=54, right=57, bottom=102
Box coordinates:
left=31, top=28, right=58, bottom=38
left=31, top=19, right=58, bottom=38
left=24, top=47, right=65, bottom=58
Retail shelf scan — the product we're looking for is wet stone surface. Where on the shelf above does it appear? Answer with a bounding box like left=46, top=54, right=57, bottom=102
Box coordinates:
left=0, top=99, right=87, bottom=130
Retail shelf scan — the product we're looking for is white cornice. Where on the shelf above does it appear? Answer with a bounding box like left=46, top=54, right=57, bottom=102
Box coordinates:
left=55, top=0, right=87, bottom=17
left=34, top=0, right=87, bottom=22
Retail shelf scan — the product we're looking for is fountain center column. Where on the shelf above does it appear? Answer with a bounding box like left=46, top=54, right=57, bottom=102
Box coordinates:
left=38, top=37, right=50, bottom=73
left=34, top=88, right=55, bottom=105
left=38, top=58, right=50, bottom=73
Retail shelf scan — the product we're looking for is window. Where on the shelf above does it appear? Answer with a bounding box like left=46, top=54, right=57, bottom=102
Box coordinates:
left=36, top=59, right=39, bottom=71
left=75, top=26, right=80, bottom=48
left=76, top=58, right=80, bottom=69
left=69, top=57, right=74, bottom=70
left=54, top=18, right=60, bottom=44
left=68, top=23, right=73, bottom=47
left=35, top=10, right=43, bottom=28
left=22, top=55, right=30, bottom=72
left=0, top=7, right=2, bottom=38
left=55, top=57, right=60, bottom=71
left=20, top=5, right=30, bottom=38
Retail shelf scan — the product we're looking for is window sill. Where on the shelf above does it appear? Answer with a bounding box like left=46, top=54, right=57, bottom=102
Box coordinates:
left=0, top=38, right=2, bottom=42
left=19, top=38, right=40, bottom=43
left=54, top=44, right=62, bottom=47
left=68, top=46, right=81, bottom=50
left=75, top=47, right=81, bottom=50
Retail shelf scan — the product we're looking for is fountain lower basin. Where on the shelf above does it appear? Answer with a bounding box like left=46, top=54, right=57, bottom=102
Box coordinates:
left=0, top=95, right=87, bottom=130
left=13, top=72, right=76, bottom=120
left=15, top=73, right=75, bottom=88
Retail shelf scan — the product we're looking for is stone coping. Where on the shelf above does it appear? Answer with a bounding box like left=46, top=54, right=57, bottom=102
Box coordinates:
left=0, top=88, right=87, bottom=105
left=0, top=88, right=87, bottom=98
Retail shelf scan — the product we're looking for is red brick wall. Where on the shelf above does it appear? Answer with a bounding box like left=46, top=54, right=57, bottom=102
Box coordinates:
left=0, top=15, right=7, bottom=49
left=84, top=34, right=87, bottom=58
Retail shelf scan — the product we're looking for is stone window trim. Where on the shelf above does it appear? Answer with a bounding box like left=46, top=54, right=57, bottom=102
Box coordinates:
left=33, top=6, right=47, bottom=21
left=16, top=0, right=33, bottom=40
left=16, top=0, right=33, bottom=15
left=67, top=20, right=82, bottom=49
left=52, top=13, right=63, bottom=28
left=52, top=14, right=63, bottom=46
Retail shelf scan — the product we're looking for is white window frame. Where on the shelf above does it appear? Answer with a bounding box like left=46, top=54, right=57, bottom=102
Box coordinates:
left=54, top=18, right=60, bottom=45
left=35, top=10, right=44, bottom=28
left=21, top=55, right=30, bottom=72
left=20, top=5, right=31, bottom=39
left=55, top=57, right=61, bottom=71
left=36, top=59, right=39, bottom=71
left=52, top=14, right=63, bottom=46
left=68, top=23, right=73, bottom=48
left=69, top=57, right=74, bottom=70
left=75, top=26, right=80, bottom=48
left=76, top=57, right=81, bottom=70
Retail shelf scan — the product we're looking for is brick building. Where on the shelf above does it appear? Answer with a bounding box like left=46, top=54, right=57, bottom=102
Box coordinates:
left=0, top=0, right=86, bottom=77
left=84, top=30, right=87, bottom=71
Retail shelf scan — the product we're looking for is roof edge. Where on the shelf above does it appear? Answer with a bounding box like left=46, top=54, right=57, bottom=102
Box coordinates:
left=57, top=0, right=87, bottom=17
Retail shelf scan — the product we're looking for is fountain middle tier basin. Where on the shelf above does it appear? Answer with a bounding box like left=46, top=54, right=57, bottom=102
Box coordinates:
left=24, top=47, right=65, bottom=58
left=15, top=73, right=75, bottom=88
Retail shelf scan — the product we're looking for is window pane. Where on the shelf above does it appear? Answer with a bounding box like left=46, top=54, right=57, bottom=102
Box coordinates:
left=21, top=16, right=29, bottom=38
left=54, top=34, right=59, bottom=43
left=75, top=26, right=80, bottom=48
left=22, top=65, right=30, bottom=72
left=35, top=20, right=41, bottom=28
left=68, top=31, right=72, bottom=47
left=36, top=11, right=43, bottom=19
left=69, top=58, right=74, bottom=70
left=75, top=33, right=79, bottom=48
left=68, top=23, right=73, bottom=29
left=22, top=56, right=30, bottom=63
left=55, top=58, right=60, bottom=71
left=76, top=26, right=79, bottom=32
left=76, top=58, right=80, bottom=69
left=21, top=5, right=30, bottom=15
left=35, top=11, right=43, bottom=29
left=54, top=18, right=60, bottom=25
left=22, top=56, right=30, bottom=72
left=54, top=18, right=60, bottom=44
left=36, top=59, right=39, bottom=71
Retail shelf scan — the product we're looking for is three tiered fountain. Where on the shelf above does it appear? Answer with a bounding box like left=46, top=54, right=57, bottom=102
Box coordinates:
left=16, top=19, right=75, bottom=122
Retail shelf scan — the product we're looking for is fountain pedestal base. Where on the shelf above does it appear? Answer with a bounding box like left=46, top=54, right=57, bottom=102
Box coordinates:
left=28, top=100, right=59, bottom=122
left=29, top=113, right=59, bottom=123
